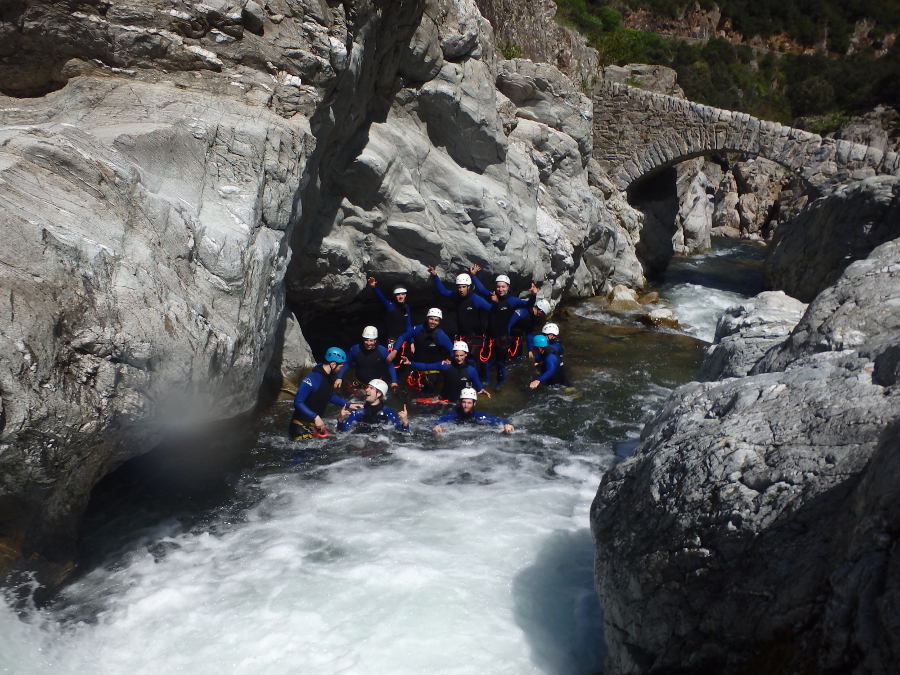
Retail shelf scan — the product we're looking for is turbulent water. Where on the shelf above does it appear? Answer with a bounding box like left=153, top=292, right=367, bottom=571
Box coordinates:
left=1, top=243, right=762, bottom=675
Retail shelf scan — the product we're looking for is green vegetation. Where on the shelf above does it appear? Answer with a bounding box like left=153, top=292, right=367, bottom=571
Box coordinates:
left=553, top=0, right=900, bottom=125
left=497, top=41, right=524, bottom=59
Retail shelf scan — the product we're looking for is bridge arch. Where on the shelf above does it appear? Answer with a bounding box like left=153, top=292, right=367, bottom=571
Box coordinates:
left=592, top=82, right=900, bottom=192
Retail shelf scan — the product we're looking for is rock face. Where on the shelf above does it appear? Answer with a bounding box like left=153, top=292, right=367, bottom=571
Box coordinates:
left=0, top=0, right=648, bottom=582
left=699, top=291, right=808, bottom=380
left=765, top=176, right=900, bottom=302
left=287, top=1, right=644, bottom=309
left=592, top=238, right=900, bottom=674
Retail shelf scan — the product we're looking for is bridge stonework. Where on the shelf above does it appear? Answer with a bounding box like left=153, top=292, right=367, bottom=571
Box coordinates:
left=593, top=82, right=900, bottom=192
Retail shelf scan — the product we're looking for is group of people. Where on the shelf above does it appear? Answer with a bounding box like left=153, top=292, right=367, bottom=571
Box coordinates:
left=289, top=265, right=569, bottom=440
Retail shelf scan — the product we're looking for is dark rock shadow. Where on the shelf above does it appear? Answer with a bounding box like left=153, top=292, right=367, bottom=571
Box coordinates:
left=512, top=528, right=605, bottom=675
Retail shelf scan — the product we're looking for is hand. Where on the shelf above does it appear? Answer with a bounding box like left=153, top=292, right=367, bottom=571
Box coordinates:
left=333, top=378, right=343, bottom=390
left=478, top=389, right=491, bottom=398
left=400, top=355, right=411, bottom=366
left=432, top=425, right=443, bottom=434
left=441, top=359, right=451, bottom=365
left=527, top=351, right=535, bottom=361
left=489, top=292, right=498, bottom=303
left=338, top=406, right=351, bottom=421
left=501, top=424, right=514, bottom=434
left=529, top=380, right=540, bottom=389
left=386, top=350, right=398, bottom=363
left=313, top=415, right=325, bottom=430
left=529, top=282, right=538, bottom=295
left=349, top=403, right=364, bottom=410
left=427, top=265, right=437, bottom=276
left=398, top=404, right=409, bottom=425
left=469, top=263, right=481, bottom=275
left=367, top=276, right=377, bottom=287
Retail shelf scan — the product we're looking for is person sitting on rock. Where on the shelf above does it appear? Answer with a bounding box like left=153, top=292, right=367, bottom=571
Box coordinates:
left=432, top=388, right=513, bottom=434
left=510, top=298, right=551, bottom=358
left=427, top=264, right=491, bottom=354
left=291, top=347, right=362, bottom=440
left=401, top=340, right=489, bottom=403
left=529, top=334, right=569, bottom=389
left=366, top=275, right=413, bottom=350
left=334, top=325, right=398, bottom=395
left=337, top=379, right=409, bottom=433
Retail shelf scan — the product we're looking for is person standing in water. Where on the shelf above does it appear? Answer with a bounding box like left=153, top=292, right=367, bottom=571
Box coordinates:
left=337, top=379, right=409, bottom=432
left=432, top=388, right=513, bottom=434
left=335, top=326, right=398, bottom=394
left=427, top=265, right=491, bottom=355
left=529, top=334, right=569, bottom=388
left=291, top=347, right=362, bottom=440
left=401, top=340, right=489, bottom=402
left=366, top=276, right=413, bottom=349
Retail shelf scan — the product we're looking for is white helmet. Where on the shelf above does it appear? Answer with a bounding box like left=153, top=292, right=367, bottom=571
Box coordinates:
left=459, top=387, right=478, bottom=401
left=427, top=307, right=443, bottom=319
left=393, top=286, right=407, bottom=295
left=362, top=325, right=378, bottom=339
left=452, top=340, right=469, bottom=353
left=455, top=273, right=472, bottom=286
left=542, top=322, right=559, bottom=336
left=368, top=379, right=388, bottom=397
left=495, top=274, right=511, bottom=285
left=535, top=299, right=551, bottom=315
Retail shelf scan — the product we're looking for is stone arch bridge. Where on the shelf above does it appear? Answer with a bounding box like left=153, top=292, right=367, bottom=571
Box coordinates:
left=593, top=82, right=900, bottom=192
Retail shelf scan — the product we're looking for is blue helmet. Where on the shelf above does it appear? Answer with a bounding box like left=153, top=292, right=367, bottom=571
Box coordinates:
left=532, top=334, right=549, bottom=348
left=324, top=346, right=347, bottom=364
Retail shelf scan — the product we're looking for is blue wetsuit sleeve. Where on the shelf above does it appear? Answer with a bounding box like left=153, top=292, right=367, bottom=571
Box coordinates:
left=537, top=352, right=561, bottom=383
left=466, top=365, right=484, bottom=391
left=372, top=285, right=395, bottom=312
left=508, top=308, right=528, bottom=335
left=436, top=329, right=454, bottom=353
left=505, top=296, right=530, bottom=310
left=394, top=326, right=418, bottom=352
left=409, top=359, right=447, bottom=371
left=376, top=345, right=398, bottom=384
left=384, top=406, right=410, bottom=432
left=435, top=411, right=458, bottom=425
left=471, top=292, right=493, bottom=311
left=432, top=275, right=454, bottom=297
left=473, top=411, right=507, bottom=426
left=338, top=344, right=359, bottom=380
left=293, top=372, right=321, bottom=421
left=337, top=409, right=363, bottom=432
left=330, top=392, right=347, bottom=407
left=471, top=274, right=491, bottom=298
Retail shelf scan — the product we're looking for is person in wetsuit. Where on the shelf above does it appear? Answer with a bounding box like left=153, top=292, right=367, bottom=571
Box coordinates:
left=432, top=388, right=514, bottom=434
left=337, top=379, right=409, bottom=432
left=291, top=347, right=362, bottom=440
left=510, top=299, right=551, bottom=357
left=335, top=325, right=398, bottom=394
left=366, top=276, right=413, bottom=349
left=389, top=308, right=454, bottom=393
left=529, top=334, right=570, bottom=389
left=401, top=340, right=489, bottom=402
left=427, top=265, right=491, bottom=353
left=471, top=271, right=537, bottom=385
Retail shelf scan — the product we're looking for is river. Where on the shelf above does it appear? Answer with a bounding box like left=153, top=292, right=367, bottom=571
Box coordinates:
left=1, top=242, right=764, bottom=675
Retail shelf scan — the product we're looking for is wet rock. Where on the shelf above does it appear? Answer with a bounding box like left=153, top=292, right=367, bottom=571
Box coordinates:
left=638, top=308, right=679, bottom=329
left=765, top=176, right=900, bottom=302
left=592, top=237, right=900, bottom=674
left=699, top=291, right=808, bottom=380
left=607, top=285, right=641, bottom=311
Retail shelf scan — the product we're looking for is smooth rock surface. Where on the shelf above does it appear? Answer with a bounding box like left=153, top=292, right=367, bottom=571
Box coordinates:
left=592, top=237, right=900, bottom=674
left=699, top=291, right=808, bottom=381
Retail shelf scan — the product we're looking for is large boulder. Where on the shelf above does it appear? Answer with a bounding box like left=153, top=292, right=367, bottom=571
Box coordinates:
left=765, top=176, right=900, bottom=302
left=592, top=238, right=900, bottom=673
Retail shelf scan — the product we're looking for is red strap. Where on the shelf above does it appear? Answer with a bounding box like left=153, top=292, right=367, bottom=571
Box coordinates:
left=507, top=335, right=521, bottom=358
left=479, top=338, right=494, bottom=363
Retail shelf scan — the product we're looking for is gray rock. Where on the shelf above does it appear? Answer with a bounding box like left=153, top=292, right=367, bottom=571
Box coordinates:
left=592, top=237, right=900, bottom=674
left=765, top=176, right=900, bottom=302
left=699, top=291, right=808, bottom=380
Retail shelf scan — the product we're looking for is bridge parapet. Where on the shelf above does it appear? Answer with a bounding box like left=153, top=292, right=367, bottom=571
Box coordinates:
left=592, top=82, right=900, bottom=191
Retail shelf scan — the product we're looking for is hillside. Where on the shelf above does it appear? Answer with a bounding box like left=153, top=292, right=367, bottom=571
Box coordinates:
left=554, top=0, right=900, bottom=131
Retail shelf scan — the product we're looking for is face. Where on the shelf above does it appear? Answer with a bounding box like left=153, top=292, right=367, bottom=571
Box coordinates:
left=394, top=293, right=407, bottom=303
left=362, top=338, right=377, bottom=350
left=456, top=285, right=470, bottom=297
left=426, top=315, right=440, bottom=330
left=364, top=385, right=381, bottom=404
left=453, top=350, right=467, bottom=363
left=459, top=398, right=475, bottom=413
left=495, top=282, right=509, bottom=297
